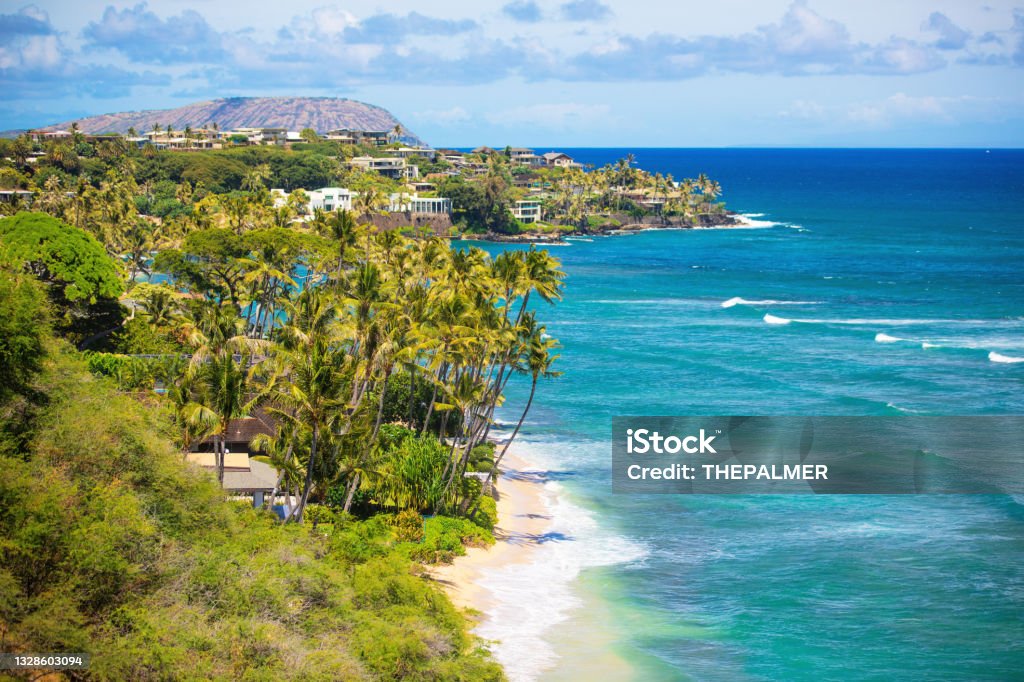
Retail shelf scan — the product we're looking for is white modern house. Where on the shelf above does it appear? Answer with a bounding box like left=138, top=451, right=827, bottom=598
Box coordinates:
left=388, top=193, right=452, bottom=215
left=512, top=199, right=543, bottom=223
left=308, top=187, right=356, bottom=212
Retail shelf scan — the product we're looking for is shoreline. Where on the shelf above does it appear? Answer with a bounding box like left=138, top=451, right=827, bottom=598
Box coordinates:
left=430, top=451, right=553, bottom=616
left=456, top=210, right=750, bottom=244
left=431, top=449, right=637, bottom=681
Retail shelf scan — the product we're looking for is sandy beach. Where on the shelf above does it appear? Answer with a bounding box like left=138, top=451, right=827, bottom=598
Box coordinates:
left=431, top=451, right=553, bottom=615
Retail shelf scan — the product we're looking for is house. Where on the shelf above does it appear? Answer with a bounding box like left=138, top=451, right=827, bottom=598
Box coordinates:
left=391, top=146, right=436, bottom=161
left=187, top=452, right=278, bottom=508
left=437, top=149, right=465, bottom=164
left=324, top=129, right=390, bottom=147
left=308, top=187, right=356, bottom=213
left=388, top=192, right=452, bottom=215
left=509, top=147, right=542, bottom=167
left=0, top=189, right=34, bottom=205
left=471, top=146, right=495, bottom=155
left=349, top=156, right=418, bottom=180
left=542, top=152, right=576, bottom=168
left=227, top=127, right=289, bottom=145
left=511, top=199, right=543, bottom=223
left=30, top=129, right=72, bottom=141
left=194, top=409, right=276, bottom=456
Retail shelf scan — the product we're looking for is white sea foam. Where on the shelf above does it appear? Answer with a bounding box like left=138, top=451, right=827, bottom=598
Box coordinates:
left=721, top=297, right=820, bottom=308
left=473, top=469, right=646, bottom=681
left=922, top=342, right=940, bottom=349
left=763, top=314, right=791, bottom=325
left=875, top=333, right=903, bottom=343
left=732, top=215, right=781, bottom=229
left=989, top=352, right=1024, bottom=364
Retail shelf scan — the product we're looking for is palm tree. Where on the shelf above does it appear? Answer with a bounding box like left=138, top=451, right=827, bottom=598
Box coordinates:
left=138, top=286, right=179, bottom=327
left=488, top=330, right=561, bottom=486
left=319, top=209, right=358, bottom=276
left=268, top=336, right=348, bottom=523
left=251, top=427, right=305, bottom=520
left=189, top=351, right=262, bottom=487
left=242, top=164, right=271, bottom=192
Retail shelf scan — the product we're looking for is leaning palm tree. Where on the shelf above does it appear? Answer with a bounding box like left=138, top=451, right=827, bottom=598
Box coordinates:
left=252, top=427, right=306, bottom=520
left=487, top=330, right=561, bottom=486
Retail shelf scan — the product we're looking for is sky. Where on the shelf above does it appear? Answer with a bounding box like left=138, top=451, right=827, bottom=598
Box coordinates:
left=1, top=0, right=1023, bottom=146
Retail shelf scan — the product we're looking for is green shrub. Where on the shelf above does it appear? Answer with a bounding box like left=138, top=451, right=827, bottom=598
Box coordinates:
left=390, top=509, right=425, bottom=543
left=303, top=504, right=334, bottom=530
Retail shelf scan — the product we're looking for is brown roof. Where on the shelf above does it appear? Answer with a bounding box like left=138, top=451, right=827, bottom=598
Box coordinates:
left=201, top=406, right=277, bottom=446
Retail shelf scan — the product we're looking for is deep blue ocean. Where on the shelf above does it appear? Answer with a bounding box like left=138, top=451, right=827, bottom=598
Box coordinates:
left=471, top=149, right=1024, bottom=680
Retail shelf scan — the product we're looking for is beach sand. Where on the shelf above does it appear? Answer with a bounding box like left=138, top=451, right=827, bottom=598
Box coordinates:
left=430, top=451, right=552, bottom=615
left=430, top=451, right=636, bottom=681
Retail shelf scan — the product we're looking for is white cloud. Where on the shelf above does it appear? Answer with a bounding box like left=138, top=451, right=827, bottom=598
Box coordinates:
left=412, top=106, right=472, bottom=126
left=486, top=102, right=612, bottom=129
left=781, top=93, right=1000, bottom=129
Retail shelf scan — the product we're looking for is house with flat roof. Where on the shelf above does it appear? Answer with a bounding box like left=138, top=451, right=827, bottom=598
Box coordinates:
left=391, top=146, right=436, bottom=161
left=308, top=187, right=356, bottom=213
left=187, top=452, right=278, bottom=508
left=349, top=156, right=418, bottom=180
left=388, top=192, right=452, bottom=215
left=325, top=129, right=390, bottom=146
left=512, top=199, right=543, bottom=223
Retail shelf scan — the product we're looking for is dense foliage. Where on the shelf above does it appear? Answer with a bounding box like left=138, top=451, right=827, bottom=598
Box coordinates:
left=0, top=212, right=122, bottom=304
left=0, top=342, right=502, bottom=679
left=0, top=132, right=581, bottom=680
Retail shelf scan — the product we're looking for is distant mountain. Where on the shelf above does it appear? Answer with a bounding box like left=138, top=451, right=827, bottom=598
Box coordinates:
left=34, top=97, right=424, bottom=144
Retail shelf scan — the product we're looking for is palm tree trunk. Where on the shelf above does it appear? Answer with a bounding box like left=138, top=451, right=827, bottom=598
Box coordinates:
left=342, top=472, right=360, bottom=514
left=217, top=433, right=225, bottom=488
left=487, top=376, right=537, bottom=487
left=371, top=365, right=392, bottom=441
left=295, top=422, right=319, bottom=523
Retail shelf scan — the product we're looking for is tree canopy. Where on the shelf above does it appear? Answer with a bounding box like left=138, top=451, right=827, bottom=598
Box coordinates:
left=0, top=211, right=122, bottom=304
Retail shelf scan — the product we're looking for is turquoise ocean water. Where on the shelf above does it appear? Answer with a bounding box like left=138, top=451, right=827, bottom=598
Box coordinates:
left=469, top=149, right=1024, bottom=680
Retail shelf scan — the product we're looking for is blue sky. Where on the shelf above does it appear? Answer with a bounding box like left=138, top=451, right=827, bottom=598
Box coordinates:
left=1, top=0, right=1022, bottom=146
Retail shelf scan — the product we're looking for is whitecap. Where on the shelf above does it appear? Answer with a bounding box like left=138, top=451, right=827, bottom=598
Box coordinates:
left=875, top=333, right=903, bottom=343
left=722, top=297, right=820, bottom=308
left=763, top=314, right=791, bottom=325
left=989, top=352, right=1024, bottom=364
left=732, top=215, right=781, bottom=229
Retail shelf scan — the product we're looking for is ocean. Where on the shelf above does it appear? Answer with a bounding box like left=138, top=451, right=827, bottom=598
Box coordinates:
left=469, top=149, right=1024, bottom=680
